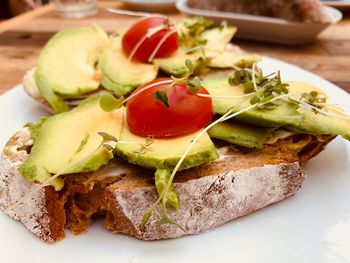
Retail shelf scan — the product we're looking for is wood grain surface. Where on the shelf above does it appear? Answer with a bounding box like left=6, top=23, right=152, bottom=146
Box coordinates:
left=0, top=1, right=349, bottom=95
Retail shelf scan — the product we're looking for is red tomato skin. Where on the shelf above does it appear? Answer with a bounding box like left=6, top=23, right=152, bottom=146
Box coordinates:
left=126, top=78, right=214, bottom=138
left=122, top=16, right=179, bottom=62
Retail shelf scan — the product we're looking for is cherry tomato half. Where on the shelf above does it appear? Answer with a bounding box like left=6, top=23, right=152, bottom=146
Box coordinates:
left=122, top=16, right=179, bottom=63
left=126, top=78, right=214, bottom=138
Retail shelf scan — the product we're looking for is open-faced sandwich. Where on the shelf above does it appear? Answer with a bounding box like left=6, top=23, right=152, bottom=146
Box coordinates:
left=1, top=16, right=349, bottom=243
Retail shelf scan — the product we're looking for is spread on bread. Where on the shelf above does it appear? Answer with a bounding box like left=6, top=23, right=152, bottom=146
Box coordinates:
left=1, top=16, right=349, bottom=242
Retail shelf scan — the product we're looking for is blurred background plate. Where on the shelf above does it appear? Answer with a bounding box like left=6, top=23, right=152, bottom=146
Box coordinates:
left=176, top=0, right=342, bottom=45
left=122, top=0, right=177, bottom=13
left=322, top=0, right=350, bottom=10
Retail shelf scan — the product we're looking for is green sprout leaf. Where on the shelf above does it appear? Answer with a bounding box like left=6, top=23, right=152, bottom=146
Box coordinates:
left=185, top=58, right=194, bottom=73
left=163, top=19, right=170, bottom=29
left=140, top=169, right=183, bottom=231
left=102, top=144, right=114, bottom=151
left=299, top=90, right=327, bottom=114
left=98, top=132, right=118, bottom=143
left=145, top=136, right=155, bottom=147
left=99, top=93, right=124, bottom=112
left=140, top=210, right=153, bottom=230
left=177, top=17, right=213, bottom=49
left=154, top=89, right=170, bottom=108
left=156, top=215, right=186, bottom=232
left=219, top=20, right=228, bottom=31
left=228, top=65, right=291, bottom=110
left=188, top=76, right=202, bottom=95
left=155, top=169, right=180, bottom=211
left=133, top=136, right=155, bottom=154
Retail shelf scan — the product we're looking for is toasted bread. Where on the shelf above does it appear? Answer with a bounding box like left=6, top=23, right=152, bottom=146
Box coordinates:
left=0, top=128, right=334, bottom=242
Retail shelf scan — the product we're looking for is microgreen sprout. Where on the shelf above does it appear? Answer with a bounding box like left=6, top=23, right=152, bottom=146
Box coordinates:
left=177, top=17, right=213, bottom=50
left=99, top=93, right=124, bottom=112
left=99, top=131, right=154, bottom=154
left=154, top=88, right=170, bottom=107
left=299, top=91, right=327, bottom=113
left=133, top=136, right=155, bottom=154
left=228, top=64, right=290, bottom=110
left=152, top=59, right=206, bottom=106
left=188, top=76, right=202, bottom=94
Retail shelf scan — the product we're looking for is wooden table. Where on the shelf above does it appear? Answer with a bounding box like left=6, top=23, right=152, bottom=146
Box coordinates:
left=0, top=1, right=350, bottom=94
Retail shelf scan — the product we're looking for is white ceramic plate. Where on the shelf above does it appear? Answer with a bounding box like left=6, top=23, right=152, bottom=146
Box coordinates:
left=1, top=57, right=350, bottom=263
left=322, top=0, right=350, bottom=9
left=176, top=0, right=342, bottom=44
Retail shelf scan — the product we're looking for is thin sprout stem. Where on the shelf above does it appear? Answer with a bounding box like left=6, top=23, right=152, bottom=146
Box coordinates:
left=251, top=62, right=258, bottom=91
left=127, top=24, right=166, bottom=62
left=5, top=141, right=106, bottom=213
left=221, top=103, right=257, bottom=122
left=196, top=93, right=253, bottom=99
left=221, top=94, right=289, bottom=122
left=117, top=140, right=142, bottom=145
left=185, top=45, right=204, bottom=54
left=148, top=29, right=177, bottom=62
left=121, top=79, right=173, bottom=105
left=288, top=97, right=350, bottom=120
left=287, top=95, right=350, bottom=120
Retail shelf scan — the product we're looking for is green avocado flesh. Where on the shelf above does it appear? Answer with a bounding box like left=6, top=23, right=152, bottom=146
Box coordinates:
left=209, top=51, right=261, bottom=69
left=153, top=25, right=256, bottom=76
left=35, top=25, right=108, bottom=113
left=197, top=26, right=236, bottom=55
left=19, top=96, right=123, bottom=190
left=100, top=36, right=158, bottom=95
left=208, top=121, right=276, bottom=149
left=115, top=124, right=219, bottom=170
left=286, top=82, right=350, bottom=140
left=202, top=76, right=303, bottom=127
left=152, top=50, right=200, bottom=77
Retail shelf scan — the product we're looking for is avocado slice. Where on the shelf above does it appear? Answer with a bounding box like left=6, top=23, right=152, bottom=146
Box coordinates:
left=100, top=36, right=158, bottom=96
left=19, top=96, right=123, bottom=190
left=152, top=49, right=201, bottom=77
left=198, top=26, right=237, bottom=57
left=115, top=124, right=219, bottom=170
left=209, top=50, right=262, bottom=69
left=286, top=82, right=350, bottom=140
left=202, top=76, right=303, bottom=126
left=208, top=120, right=276, bottom=149
left=35, top=25, right=108, bottom=113
left=153, top=24, right=260, bottom=75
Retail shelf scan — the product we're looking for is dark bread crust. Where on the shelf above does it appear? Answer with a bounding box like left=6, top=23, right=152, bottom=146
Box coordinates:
left=0, top=129, right=334, bottom=242
left=103, top=161, right=304, bottom=240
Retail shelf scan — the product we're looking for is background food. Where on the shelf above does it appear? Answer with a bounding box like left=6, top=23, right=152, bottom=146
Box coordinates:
left=187, top=0, right=331, bottom=23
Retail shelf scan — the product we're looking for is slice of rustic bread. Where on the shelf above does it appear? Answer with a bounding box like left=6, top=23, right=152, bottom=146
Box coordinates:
left=0, top=128, right=333, bottom=242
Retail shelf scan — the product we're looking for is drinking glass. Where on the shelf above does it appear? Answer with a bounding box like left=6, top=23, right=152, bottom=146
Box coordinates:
left=51, top=0, right=97, bottom=19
